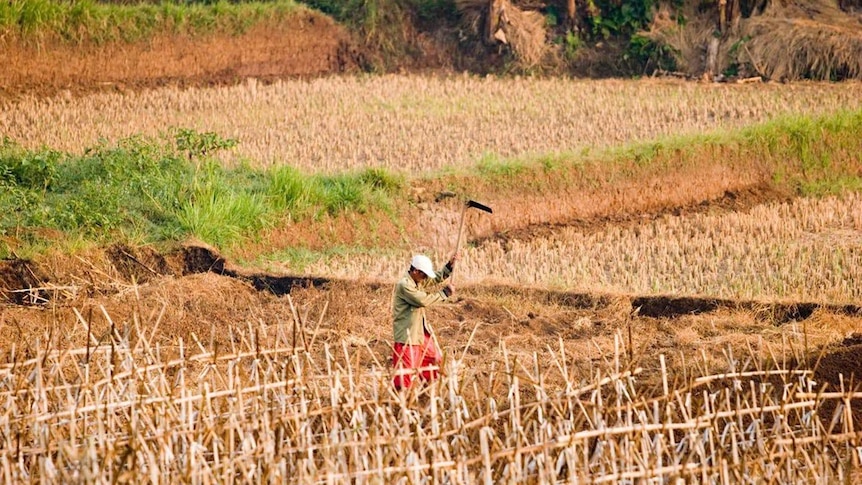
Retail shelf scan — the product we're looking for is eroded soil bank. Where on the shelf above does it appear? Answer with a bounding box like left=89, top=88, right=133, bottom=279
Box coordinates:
left=0, top=11, right=358, bottom=100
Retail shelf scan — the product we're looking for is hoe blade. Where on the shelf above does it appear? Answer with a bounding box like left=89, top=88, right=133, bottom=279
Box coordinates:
left=466, top=200, right=493, bottom=213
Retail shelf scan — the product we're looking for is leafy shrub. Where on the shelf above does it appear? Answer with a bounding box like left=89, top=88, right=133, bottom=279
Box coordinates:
left=586, top=0, right=657, bottom=40
left=626, top=34, right=678, bottom=73
left=0, top=139, right=60, bottom=190
left=173, top=128, right=237, bottom=160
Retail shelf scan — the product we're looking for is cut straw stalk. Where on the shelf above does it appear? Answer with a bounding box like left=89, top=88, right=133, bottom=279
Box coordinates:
left=1, top=306, right=860, bottom=483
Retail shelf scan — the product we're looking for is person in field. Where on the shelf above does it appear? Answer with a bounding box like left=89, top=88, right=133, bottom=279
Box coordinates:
left=391, top=253, right=456, bottom=390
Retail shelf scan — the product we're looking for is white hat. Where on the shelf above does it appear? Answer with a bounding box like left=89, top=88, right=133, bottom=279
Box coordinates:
left=410, top=254, right=436, bottom=278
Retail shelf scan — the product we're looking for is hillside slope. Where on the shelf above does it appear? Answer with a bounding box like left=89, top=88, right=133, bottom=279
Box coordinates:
left=0, top=9, right=357, bottom=99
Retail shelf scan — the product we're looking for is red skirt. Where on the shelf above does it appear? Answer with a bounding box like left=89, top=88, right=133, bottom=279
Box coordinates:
left=392, top=333, right=440, bottom=390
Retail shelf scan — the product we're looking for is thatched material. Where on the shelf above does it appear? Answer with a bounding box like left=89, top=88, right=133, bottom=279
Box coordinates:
left=739, top=0, right=862, bottom=80
left=644, top=0, right=862, bottom=81
left=456, top=0, right=547, bottom=68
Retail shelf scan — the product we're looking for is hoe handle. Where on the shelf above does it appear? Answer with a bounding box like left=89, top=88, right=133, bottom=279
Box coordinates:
left=449, top=200, right=490, bottom=286
left=450, top=204, right=468, bottom=284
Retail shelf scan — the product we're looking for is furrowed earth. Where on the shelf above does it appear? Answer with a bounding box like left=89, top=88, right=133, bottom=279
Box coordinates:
left=2, top=187, right=861, bottom=404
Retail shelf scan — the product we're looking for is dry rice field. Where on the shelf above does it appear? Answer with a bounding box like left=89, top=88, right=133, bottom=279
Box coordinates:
left=3, top=76, right=862, bottom=172
left=302, top=192, right=862, bottom=304
left=2, top=75, right=862, bottom=483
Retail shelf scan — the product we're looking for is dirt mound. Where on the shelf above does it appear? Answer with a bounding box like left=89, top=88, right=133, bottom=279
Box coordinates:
left=0, top=242, right=226, bottom=305
left=106, top=243, right=177, bottom=284
left=0, top=259, right=48, bottom=305
left=814, top=335, right=862, bottom=388
left=0, top=12, right=359, bottom=100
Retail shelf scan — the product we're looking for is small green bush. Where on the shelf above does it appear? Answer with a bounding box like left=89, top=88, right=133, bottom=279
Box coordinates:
left=0, top=140, right=61, bottom=190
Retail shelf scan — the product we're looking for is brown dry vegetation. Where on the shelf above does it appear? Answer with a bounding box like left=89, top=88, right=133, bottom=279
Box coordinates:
left=4, top=77, right=862, bottom=172
left=739, top=1, right=862, bottom=80
left=2, top=243, right=862, bottom=481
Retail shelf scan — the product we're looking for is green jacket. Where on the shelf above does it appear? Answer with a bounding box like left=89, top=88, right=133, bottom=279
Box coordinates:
left=392, top=264, right=452, bottom=345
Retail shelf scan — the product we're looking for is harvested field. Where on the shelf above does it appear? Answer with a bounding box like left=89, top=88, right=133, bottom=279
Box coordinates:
left=2, top=247, right=862, bottom=482
left=2, top=43, right=862, bottom=483
left=287, top=192, right=862, bottom=304
left=3, top=77, right=862, bottom=172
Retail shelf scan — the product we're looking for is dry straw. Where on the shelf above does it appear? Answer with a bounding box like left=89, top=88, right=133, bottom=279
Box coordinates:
left=466, top=0, right=548, bottom=68
left=304, top=193, right=862, bottom=304
left=740, top=0, right=862, bottom=81
left=2, top=303, right=861, bottom=483
left=3, top=77, right=862, bottom=173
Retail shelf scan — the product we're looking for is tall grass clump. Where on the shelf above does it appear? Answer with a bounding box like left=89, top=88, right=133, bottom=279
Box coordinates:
left=176, top=161, right=271, bottom=248
left=0, top=0, right=303, bottom=44
left=0, top=132, right=403, bottom=256
left=269, top=165, right=313, bottom=214
left=746, top=109, right=862, bottom=195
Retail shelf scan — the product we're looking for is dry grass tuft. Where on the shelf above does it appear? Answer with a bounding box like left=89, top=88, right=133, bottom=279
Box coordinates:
left=741, top=0, right=862, bottom=80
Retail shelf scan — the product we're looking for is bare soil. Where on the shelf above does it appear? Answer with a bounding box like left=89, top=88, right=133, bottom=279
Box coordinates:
left=0, top=11, right=359, bottom=100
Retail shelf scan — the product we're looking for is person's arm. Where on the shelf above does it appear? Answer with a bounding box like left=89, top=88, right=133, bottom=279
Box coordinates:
left=431, top=253, right=458, bottom=284
left=398, top=280, right=450, bottom=307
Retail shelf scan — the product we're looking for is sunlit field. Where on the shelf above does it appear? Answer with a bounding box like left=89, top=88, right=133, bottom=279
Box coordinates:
left=3, top=304, right=861, bottom=483
left=299, top=192, right=862, bottom=303
left=3, top=76, right=862, bottom=172
left=3, top=72, right=862, bottom=483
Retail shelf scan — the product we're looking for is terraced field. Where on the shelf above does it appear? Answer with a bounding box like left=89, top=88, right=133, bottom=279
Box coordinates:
left=2, top=64, right=862, bottom=482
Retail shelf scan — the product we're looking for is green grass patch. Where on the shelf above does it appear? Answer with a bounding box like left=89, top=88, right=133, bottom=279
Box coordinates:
left=0, top=131, right=404, bottom=258
left=0, top=0, right=303, bottom=44
left=456, top=108, right=862, bottom=196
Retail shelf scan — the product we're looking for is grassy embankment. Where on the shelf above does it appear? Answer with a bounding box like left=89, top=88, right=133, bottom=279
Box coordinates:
left=1, top=109, right=860, bottom=263
left=0, top=0, right=303, bottom=43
